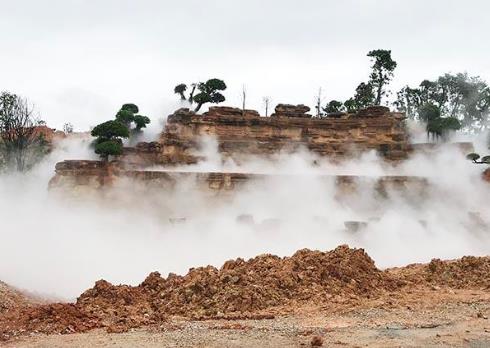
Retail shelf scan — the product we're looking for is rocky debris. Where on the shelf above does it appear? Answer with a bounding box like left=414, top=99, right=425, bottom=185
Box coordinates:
left=355, top=106, right=391, bottom=118
left=4, top=245, right=490, bottom=341
left=0, top=281, right=39, bottom=314
left=425, top=257, right=490, bottom=288
left=271, top=104, right=312, bottom=118
left=204, top=106, right=260, bottom=118
left=0, top=303, right=100, bottom=341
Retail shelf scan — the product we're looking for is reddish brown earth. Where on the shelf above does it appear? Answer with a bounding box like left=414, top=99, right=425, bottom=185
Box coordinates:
left=1, top=245, right=490, bottom=345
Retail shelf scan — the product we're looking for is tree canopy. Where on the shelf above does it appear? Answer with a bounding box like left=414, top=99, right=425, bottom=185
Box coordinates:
left=173, top=78, right=227, bottom=112
left=367, top=49, right=397, bottom=105
left=394, top=73, right=490, bottom=132
left=91, top=103, right=150, bottom=160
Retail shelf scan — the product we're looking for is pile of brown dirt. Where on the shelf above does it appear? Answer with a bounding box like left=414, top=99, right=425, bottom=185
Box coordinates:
left=0, top=281, right=39, bottom=314
left=390, top=256, right=490, bottom=289
left=2, top=245, right=490, bottom=341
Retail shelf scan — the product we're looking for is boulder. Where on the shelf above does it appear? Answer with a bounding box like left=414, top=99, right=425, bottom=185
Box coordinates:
left=271, top=104, right=312, bottom=118
left=205, top=106, right=260, bottom=118
left=355, top=106, right=391, bottom=118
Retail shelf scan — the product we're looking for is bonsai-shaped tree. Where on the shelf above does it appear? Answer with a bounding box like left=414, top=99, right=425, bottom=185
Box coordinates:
left=193, top=79, right=226, bottom=112
left=174, top=84, right=187, bottom=100
left=91, top=120, right=129, bottom=161
left=173, top=79, right=226, bottom=112
left=114, top=103, right=150, bottom=134
left=466, top=153, right=490, bottom=164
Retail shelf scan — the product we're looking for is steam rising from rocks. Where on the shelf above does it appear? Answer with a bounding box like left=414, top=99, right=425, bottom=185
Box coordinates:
left=0, top=130, right=489, bottom=300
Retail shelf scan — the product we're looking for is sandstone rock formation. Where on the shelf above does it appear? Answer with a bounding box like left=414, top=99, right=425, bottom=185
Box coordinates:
left=270, top=104, right=312, bottom=118
left=132, top=105, right=410, bottom=167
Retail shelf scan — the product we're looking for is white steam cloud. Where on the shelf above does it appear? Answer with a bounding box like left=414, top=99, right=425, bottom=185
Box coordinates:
left=0, top=128, right=489, bottom=300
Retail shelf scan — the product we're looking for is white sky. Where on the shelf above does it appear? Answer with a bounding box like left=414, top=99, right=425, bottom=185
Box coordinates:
left=1, top=0, right=489, bottom=131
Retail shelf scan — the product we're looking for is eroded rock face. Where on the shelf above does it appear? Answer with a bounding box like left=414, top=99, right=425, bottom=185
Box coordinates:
left=48, top=160, right=115, bottom=193
left=145, top=105, right=409, bottom=165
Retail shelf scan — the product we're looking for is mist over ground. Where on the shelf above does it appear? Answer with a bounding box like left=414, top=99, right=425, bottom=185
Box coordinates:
left=0, top=126, right=489, bottom=300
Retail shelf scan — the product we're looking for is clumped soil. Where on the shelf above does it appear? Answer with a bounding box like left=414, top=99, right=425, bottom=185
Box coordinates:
left=1, top=245, right=490, bottom=342
left=0, top=281, right=42, bottom=314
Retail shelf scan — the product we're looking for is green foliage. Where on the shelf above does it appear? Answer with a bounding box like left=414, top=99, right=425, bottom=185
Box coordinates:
left=343, top=98, right=357, bottom=112
left=133, top=115, right=150, bottom=130
left=94, top=140, right=123, bottom=157
left=91, top=120, right=129, bottom=140
left=92, top=103, right=151, bottom=159
left=466, top=153, right=481, bottom=161
left=353, top=82, right=375, bottom=109
left=193, top=78, right=227, bottom=111
left=174, top=84, right=187, bottom=100
left=323, top=100, right=344, bottom=113
left=367, top=49, right=397, bottom=105
left=395, top=72, right=490, bottom=132
left=121, top=103, right=139, bottom=114
left=115, top=109, right=135, bottom=126
left=466, top=152, right=490, bottom=164
left=418, top=103, right=441, bottom=122
left=174, top=79, right=227, bottom=111
left=427, top=116, right=461, bottom=138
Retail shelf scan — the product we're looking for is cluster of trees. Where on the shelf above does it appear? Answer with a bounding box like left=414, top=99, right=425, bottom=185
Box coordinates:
left=322, top=49, right=397, bottom=114
left=174, top=78, right=227, bottom=111
left=0, top=91, right=49, bottom=172
left=395, top=73, right=490, bottom=134
left=91, top=103, right=150, bottom=160
left=320, top=51, right=489, bottom=139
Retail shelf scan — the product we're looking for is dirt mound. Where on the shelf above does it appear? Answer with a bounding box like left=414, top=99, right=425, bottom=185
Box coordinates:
left=133, top=245, right=393, bottom=318
left=0, top=281, right=38, bottom=314
left=2, top=245, right=490, bottom=341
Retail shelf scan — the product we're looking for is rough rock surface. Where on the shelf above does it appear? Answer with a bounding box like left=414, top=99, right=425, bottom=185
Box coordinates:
left=0, top=281, right=39, bottom=314
left=270, top=104, right=312, bottom=118
left=147, top=105, right=409, bottom=166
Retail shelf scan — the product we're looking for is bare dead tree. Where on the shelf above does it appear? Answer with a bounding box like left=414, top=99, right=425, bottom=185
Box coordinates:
left=0, top=92, right=48, bottom=172
left=315, top=87, right=323, bottom=118
left=188, top=83, right=197, bottom=105
left=241, top=85, right=246, bottom=116
left=263, top=96, right=271, bottom=117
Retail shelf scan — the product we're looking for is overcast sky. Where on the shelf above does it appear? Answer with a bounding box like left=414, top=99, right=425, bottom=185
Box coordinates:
left=1, top=0, right=489, bottom=131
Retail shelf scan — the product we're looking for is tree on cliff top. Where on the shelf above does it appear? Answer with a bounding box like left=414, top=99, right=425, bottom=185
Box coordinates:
left=91, top=120, right=129, bottom=160
left=114, top=103, right=150, bottom=133
left=394, top=73, right=490, bottom=132
left=367, top=49, right=397, bottom=105
left=174, top=79, right=227, bottom=112
left=192, top=79, right=227, bottom=112
left=174, top=84, right=187, bottom=100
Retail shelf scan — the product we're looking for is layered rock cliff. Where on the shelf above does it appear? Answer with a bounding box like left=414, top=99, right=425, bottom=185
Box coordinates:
left=121, top=105, right=410, bottom=168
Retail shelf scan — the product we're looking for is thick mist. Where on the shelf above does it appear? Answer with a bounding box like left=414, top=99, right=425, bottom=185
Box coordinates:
left=0, top=130, right=489, bottom=300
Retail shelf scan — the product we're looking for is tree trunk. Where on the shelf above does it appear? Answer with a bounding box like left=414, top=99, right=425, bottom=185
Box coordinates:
left=194, top=102, right=203, bottom=112
left=189, top=86, right=196, bottom=105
